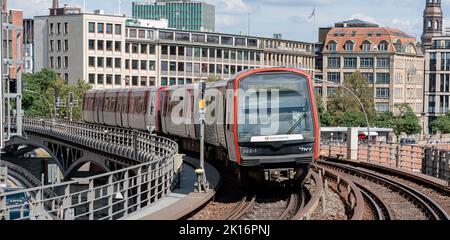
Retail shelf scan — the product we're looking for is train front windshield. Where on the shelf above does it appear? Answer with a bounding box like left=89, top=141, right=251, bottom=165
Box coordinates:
left=238, top=72, right=314, bottom=143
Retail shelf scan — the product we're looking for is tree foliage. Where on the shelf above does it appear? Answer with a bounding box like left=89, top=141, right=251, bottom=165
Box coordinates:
left=315, top=93, right=335, bottom=127
left=391, top=104, right=422, bottom=136
left=23, top=69, right=91, bottom=121
left=327, top=72, right=375, bottom=127
left=430, top=113, right=450, bottom=134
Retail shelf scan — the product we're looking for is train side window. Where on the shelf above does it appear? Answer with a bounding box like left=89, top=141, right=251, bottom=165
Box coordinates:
left=150, top=93, right=156, bottom=115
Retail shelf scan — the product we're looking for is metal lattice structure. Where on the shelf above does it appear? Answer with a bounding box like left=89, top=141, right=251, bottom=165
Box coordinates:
left=1, top=118, right=180, bottom=220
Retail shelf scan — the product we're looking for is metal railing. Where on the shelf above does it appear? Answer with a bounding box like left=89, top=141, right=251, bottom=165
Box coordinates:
left=1, top=118, right=179, bottom=220
left=320, top=141, right=450, bottom=182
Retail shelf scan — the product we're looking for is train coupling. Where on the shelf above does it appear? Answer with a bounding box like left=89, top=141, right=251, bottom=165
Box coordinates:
left=264, top=168, right=296, bottom=182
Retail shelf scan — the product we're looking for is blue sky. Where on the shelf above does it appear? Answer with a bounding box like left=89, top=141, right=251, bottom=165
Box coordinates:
left=10, top=0, right=450, bottom=42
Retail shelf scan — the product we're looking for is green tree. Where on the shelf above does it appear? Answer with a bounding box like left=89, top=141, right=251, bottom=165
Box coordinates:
left=207, top=75, right=222, bottom=83
left=430, top=113, right=450, bottom=134
left=327, top=72, right=376, bottom=126
left=23, top=69, right=91, bottom=121
left=374, top=112, right=396, bottom=128
left=315, top=93, right=335, bottom=127
left=391, top=103, right=422, bottom=136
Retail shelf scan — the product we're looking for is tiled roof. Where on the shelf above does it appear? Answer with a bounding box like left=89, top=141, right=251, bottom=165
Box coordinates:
left=323, top=25, right=417, bottom=53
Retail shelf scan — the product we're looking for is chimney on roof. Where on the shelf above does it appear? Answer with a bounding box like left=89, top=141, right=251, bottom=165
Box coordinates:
left=52, top=0, right=59, bottom=9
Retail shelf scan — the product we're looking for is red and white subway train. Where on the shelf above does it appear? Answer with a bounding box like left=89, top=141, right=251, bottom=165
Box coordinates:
left=82, top=68, right=320, bottom=184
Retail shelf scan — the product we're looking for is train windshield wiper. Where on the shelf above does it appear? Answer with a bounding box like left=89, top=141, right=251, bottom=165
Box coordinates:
left=286, top=113, right=307, bottom=135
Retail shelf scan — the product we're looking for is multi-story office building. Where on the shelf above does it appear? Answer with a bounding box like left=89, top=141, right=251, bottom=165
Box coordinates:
left=132, top=0, right=215, bottom=32
left=23, top=18, right=34, bottom=73
left=34, top=9, right=315, bottom=88
left=424, top=34, right=450, bottom=133
left=2, top=0, right=24, bottom=80
left=317, top=19, right=425, bottom=120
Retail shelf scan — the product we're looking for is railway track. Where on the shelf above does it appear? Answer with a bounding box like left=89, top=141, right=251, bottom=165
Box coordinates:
left=318, top=160, right=450, bottom=220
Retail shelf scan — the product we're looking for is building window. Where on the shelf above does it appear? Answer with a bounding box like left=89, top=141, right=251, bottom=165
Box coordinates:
left=89, top=74, right=95, bottom=84
left=376, top=103, right=390, bottom=113
left=170, top=62, right=176, bottom=72
left=176, top=33, right=190, bottom=41
left=178, top=78, right=185, bottom=85
left=105, top=74, right=112, bottom=85
left=178, top=62, right=185, bottom=72
left=327, top=87, right=336, bottom=97
left=161, top=77, right=168, bottom=86
left=88, top=22, right=95, bottom=33
left=57, top=57, right=61, bottom=68
left=328, top=41, right=337, bottom=51
left=88, top=57, right=95, bottom=67
left=50, top=23, right=54, bottom=34
left=377, top=58, right=390, bottom=68
left=57, top=40, right=61, bottom=51
left=222, top=36, right=233, bottom=45
left=132, top=60, right=139, bottom=70
left=149, top=45, right=156, bottom=55
left=97, top=74, right=104, bottom=84
left=106, top=41, right=113, bottom=51
left=192, top=34, right=205, bottom=43
left=132, top=76, right=138, bottom=86
left=360, top=58, right=374, bottom=68
left=441, top=74, right=450, bottom=92
left=139, top=30, right=146, bottom=39
left=344, top=41, right=354, bottom=51
left=209, top=48, right=215, bottom=58
left=161, top=45, right=168, bottom=55
left=376, top=88, right=389, bottom=99
left=50, top=40, right=54, bottom=51
left=115, top=24, right=122, bottom=35
left=361, top=41, right=371, bottom=51
left=97, top=57, right=104, bottom=67
left=440, top=96, right=449, bottom=113
left=376, top=73, right=390, bottom=84
left=57, top=23, right=61, bottom=34
left=106, top=58, right=113, bottom=68
left=64, top=57, right=68, bottom=68
left=141, top=76, right=147, bottom=86
left=97, top=40, right=104, bottom=51
left=64, top=22, right=68, bottom=34
left=235, top=38, right=246, bottom=46
left=248, top=39, right=258, bottom=47
left=141, top=60, right=147, bottom=70
left=207, top=35, right=219, bottom=44
left=170, top=46, right=177, bottom=56
left=327, top=58, right=340, bottom=68
left=115, top=41, right=121, bottom=52
left=129, top=29, right=137, bottom=38
left=327, top=73, right=340, bottom=83
left=429, top=74, right=436, bottom=92
left=149, top=61, right=156, bottom=71
left=429, top=53, right=436, bottom=71
left=170, top=78, right=176, bottom=86
left=344, top=58, right=357, bottom=68
left=379, top=41, right=389, bottom=51
left=106, top=24, right=112, bottom=34
left=161, top=61, right=168, bottom=72
left=159, top=31, right=174, bottom=40
left=64, top=40, right=69, bottom=51
left=115, top=75, right=121, bottom=85
left=140, top=44, right=148, bottom=54
left=362, top=73, right=374, bottom=83
left=115, top=58, right=121, bottom=68
left=97, top=23, right=104, bottom=33
left=125, top=43, right=130, bottom=53
left=315, top=87, right=323, bottom=96
left=429, top=95, right=436, bottom=113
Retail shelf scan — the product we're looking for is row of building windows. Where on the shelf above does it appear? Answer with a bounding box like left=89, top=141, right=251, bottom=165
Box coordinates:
left=327, top=72, right=390, bottom=84
left=314, top=86, right=390, bottom=100
left=88, top=74, right=157, bottom=86
left=328, top=41, right=389, bottom=52
left=49, top=39, right=69, bottom=52
left=49, top=56, right=69, bottom=69
left=88, top=22, right=122, bottom=35
left=88, top=56, right=156, bottom=71
left=158, top=30, right=258, bottom=48
left=161, top=61, right=255, bottom=75
left=327, top=57, right=390, bottom=69
left=428, top=74, right=450, bottom=92
left=161, top=77, right=194, bottom=86
left=428, top=95, right=450, bottom=113
left=161, top=45, right=262, bottom=61
left=49, top=22, right=69, bottom=35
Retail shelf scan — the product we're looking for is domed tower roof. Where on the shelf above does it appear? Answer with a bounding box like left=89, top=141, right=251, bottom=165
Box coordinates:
left=422, top=0, right=443, bottom=49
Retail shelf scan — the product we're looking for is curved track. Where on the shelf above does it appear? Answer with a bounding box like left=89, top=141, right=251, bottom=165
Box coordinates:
left=318, top=160, right=450, bottom=220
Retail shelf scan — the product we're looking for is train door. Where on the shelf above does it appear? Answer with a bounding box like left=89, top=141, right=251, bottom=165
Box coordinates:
left=147, top=89, right=157, bottom=133
left=225, top=80, right=239, bottom=163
